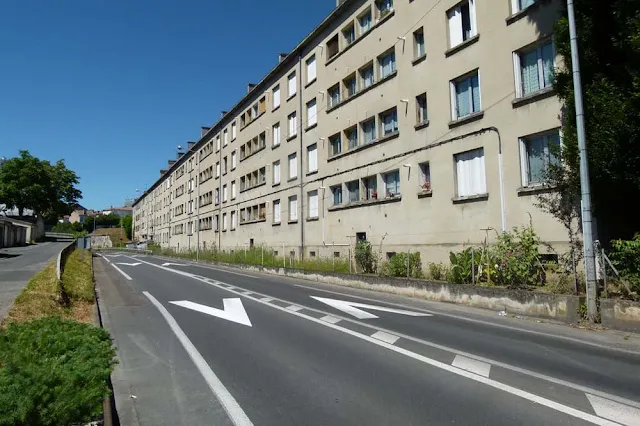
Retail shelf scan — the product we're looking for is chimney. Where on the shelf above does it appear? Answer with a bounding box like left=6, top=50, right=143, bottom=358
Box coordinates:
left=247, top=83, right=256, bottom=93
left=160, top=169, right=167, bottom=176
left=221, top=110, right=228, bottom=118
left=201, top=126, right=210, bottom=137
left=278, top=53, right=288, bottom=63
left=187, top=141, right=196, bottom=150
left=176, top=152, right=183, bottom=160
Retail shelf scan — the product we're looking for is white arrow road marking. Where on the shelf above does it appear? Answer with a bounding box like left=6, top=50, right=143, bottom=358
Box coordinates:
left=162, top=262, right=187, bottom=267
left=310, top=296, right=433, bottom=320
left=115, top=262, right=141, bottom=266
left=586, top=394, right=640, bottom=426
left=170, top=299, right=252, bottom=327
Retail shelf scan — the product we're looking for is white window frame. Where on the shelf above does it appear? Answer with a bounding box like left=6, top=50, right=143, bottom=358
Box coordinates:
left=222, top=213, right=227, bottom=230
left=231, top=122, right=237, bottom=140
left=450, top=70, right=481, bottom=120
left=222, top=184, right=228, bottom=202
left=288, top=112, right=297, bottom=137
left=307, top=143, right=318, bottom=173
left=288, top=72, right=297, bottom=98
left=273, top=199, right=281, bottom=223
left=216, top=161, right=220, bottom=178
left=308, top=190, right=319, bottom=219
left=288, top=196, right=298, bottom=221
left=306, top=55, right=316, bottom=83
left=231, top=210, right=237, bottom=229
left=231, top=151, right=237, bottom=169
left=513, top=40, right=555, bottom=98
left=519, top=130, right=561, bottom=187
left=223, top=129, right=228, bottom=146
left=288, top=153, right=297, bottom=180
left=511, top=0, right=537, bottom=14
left=273, top=85, right=281, bottom=109
left=231, top=181, right=237, bottom=199
left=447, top=0, right=477, bottom=49
left=273, top=122, right=281, bottom=146
left=307, top=98, right=317, bottom=127
left=273, top=160, right=281, bottom=185
left=454, top=148, right=487, bottom=197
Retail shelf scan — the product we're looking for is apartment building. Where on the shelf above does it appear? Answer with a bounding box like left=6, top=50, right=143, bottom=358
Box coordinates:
left=133, top=0, right=567, bottom=262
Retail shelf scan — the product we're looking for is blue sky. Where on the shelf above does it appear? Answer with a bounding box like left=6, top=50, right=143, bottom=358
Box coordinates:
left=0, top=0, right=334, bottom=210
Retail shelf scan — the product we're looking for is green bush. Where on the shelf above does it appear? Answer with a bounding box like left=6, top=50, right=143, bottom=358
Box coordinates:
left=384, top=252, right=424, bottom=278
left=0, top=317, right=116, bottom=426
left=355, top=240, right=376, bottom=274
left=448, top=247, right=481, bottom=284
left=428, top=262, right=447, bottom=281
left=609, top=234, right=640, bottom=294
left=491, top=226, right=545, bottom=288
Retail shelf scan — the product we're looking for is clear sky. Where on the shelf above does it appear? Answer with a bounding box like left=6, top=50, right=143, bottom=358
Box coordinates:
left=0, top=0, right=334, bottom=210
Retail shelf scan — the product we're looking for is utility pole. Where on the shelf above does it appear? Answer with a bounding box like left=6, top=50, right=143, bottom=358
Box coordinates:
left=567, top=0, right=597, bottom=322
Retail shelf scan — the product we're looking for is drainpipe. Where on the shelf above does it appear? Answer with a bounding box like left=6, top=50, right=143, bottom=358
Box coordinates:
left=485, top=127, right=506, bottom=233
left=298, top=53, right=305, bottom=261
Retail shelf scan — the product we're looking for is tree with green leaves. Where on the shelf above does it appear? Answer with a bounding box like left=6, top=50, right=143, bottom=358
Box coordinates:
left=0, top=151, right=81, bottom=220
left=538, top=0, right=640, bottom=246
left=121, top=215, right=133, bottom=240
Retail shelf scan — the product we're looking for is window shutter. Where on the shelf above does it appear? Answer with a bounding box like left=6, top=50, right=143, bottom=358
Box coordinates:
left=289, top=155, right=297, bottom=178
left=469, top=0, right=477, bottom=37
left=309, top=192, right=318, bottom=218
left=448, top=6, right=463, bottom=47
left=274, top=200, right=281, bottom=222
left=308, top=100, right=317, bottom=126
left=273, top=86, right=280, bottom=108
left=288, top=73, right=296, bottom=96
left=308, top=145, right=318, bottom=172
left=307, top=57, right=316, bottom=82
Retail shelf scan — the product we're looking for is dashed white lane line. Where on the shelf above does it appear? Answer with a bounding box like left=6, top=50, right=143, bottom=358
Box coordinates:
left=260, top=297, right=274, bottom=303
left=286, top=305, right=303, bottom=312
left=241, top=291, right=253, bottom=296
left=587, top=394, right=640, bottom=426
left=452, top=355, right=492, bottom=378
left=371, top=331, right=400, bottom=345
left=99, top=254, right=131, bottom=280
left=320, top=315, right=342, bottom=324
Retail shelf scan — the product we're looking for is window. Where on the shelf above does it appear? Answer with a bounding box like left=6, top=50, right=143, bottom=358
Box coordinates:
left=363, top=176, right=377, bottom=200
left=360, top=63, right=374, bottom=89
left=451, top=71, right=481, bottom=120
left=231, top=122, right=237, bottom=140
left=223, top=129, right=228, bottom=146
left=231, top=151, right=237, bottom=169
left=288, top=112, right=297, bottom=137
left=380, top=108, right=398, bottom=136
left=327, top=34, right=339, bottom=59
left=343, top=23, right=355, bottom=46
left=306, top=55, right=316, bottom=83
left=273, top=85, right=281, bottom=109
left=362, top=118, right=376, bottom=144
left=329, top=133, right=342, bottom=156
left=222, top=184, right=228, bottom=202
left=251, top=104, right=258, bottom=119
left=413, top=28, right=425, bottom=58
left=288, top=196, right=298, bottom=221
left=223, top=156, right=227, bottom=174
left=273, top=122, right=281, bottom=146
left=222, top=213, right=227, bottom=231
left=419, top=162, right=431, bottom=190
left=216, top=161, right=220, bottom=177
left=307, top=144, right=318, bottom=173
left=512, top=0, right=536, bottom=13
left=383, top=170, right=401, bottom=197
left=358, top=9, right=372, bottom=34
left=288, top=153, right=297, bottom=179
left=516, top=41, right=554, bottom=97
left=270, top=160, right=280, bottom=185
left=308, top=190, right=319, bottom=218
left=378, top=49, right=396, bottom=79
left=215, top=215, right=219, bottom=231
left=331, top=185, right=343, bottom=205
left=416, top=93, right=428, bottom=124
left=231, top=211, right=237, bottom=229
left=307, top=98, right=317, bottom=127
left=455, top=148, right=486, bottom=197
left=345, top=126, right=358, bottom=150
left=376, top=0, right=393, bottom=17
left=328, top=84, right=341, bottom=108
left=344, top=74, right=357, bottom=98
left=216, top=135, right=221, bottom=151
left=273, top=199, right=281, bottom=223
left=521, top=131, right=560, bottom=186
left=288, top=72, right=297, bottom=98
left=346, top=180, right=360, bottom=203
left=447, top=0, right=477, bottom=48
left=231, top=181, right=237, bottom=199
left=215, top=188, right=220, bottom=205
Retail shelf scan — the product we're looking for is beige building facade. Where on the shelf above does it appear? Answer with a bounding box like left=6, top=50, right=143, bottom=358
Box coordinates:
left=133, top=0, right=568, bottom=262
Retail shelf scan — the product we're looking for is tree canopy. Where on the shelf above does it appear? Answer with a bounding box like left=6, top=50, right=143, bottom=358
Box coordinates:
left=0, top=151, right=82, bottom=219
left=540, top=0, right=640, bottom=244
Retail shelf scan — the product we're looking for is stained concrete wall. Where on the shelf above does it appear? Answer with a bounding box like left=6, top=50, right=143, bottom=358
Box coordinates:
left=601, top=299, right=640, bottom=333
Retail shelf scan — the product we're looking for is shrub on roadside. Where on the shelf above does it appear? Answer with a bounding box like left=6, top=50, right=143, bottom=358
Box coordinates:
left=447, top=247, right=481, bottom=284
left=428, top=262, right=447, bottom=281
left=0, top=317, right=116, bottom=426
left=384, top=252, right=424, bottom=278
left=355, top=240, right=376, bottom=274
left=609, top=234, right=640, bottom=295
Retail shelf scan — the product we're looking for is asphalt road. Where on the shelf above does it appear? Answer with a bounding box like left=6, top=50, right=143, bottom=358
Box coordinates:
left=95, top=252, right=640, bottom=426
left=0, top=241, right=70, bottom=319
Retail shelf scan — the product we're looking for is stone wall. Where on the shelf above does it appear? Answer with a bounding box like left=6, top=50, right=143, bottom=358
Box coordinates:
left=601, top=299, right=640, bottom=332
left=91, top=235, right=112, bottom=249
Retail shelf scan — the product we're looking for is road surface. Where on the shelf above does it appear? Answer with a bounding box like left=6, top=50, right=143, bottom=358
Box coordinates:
left=95, top=252, right=640, bottom=426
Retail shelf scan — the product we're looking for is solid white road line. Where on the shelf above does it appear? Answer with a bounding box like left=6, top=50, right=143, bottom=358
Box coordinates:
left=260, top=297, right=274, bottom=303
left=99, top=254, right=131, bottom=280
left=143, top=292, right=254, bottom=426
left=452, top=355, right=492, bottom=378
left=371, top=331, right=400, bottom=345
left=241, top=291, right=253, bottom=296
left=586, top=394, right=640, bottom=426
left=320, top=315, right=342, bottom=324
left=286, top=305, right=303, bottom=312
left=125, top=256, right=636, bottom=423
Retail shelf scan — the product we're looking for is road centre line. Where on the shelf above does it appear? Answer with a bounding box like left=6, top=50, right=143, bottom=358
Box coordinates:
left=124, top=256, right=630, bottom=424
left=143, top=292, right=253, bottom=426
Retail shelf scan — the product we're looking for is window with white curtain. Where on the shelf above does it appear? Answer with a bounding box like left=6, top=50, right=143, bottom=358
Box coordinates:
left=307, top=98, right=317, bottom=127
left=383, top=170, right=400, bottom=196
left=455, top=148, right=486, bottom=197
left=511, top=0, right=536, bottom=13
left=515, top=41, right=554, bottom=97
left=520, top=131, right=560, bottom=186
left=231, top=181, right=236, bottom=199
left=231, top=151, right=236, bottom=169
left=308, top=190, right=319, bottom=218
left=223, top=129, right=228, bottom=146
left=231, top=211, right=237, bottom=229
left=222, top=184, right=228, bottom=202
left=307, top=144, right=318, bottom=173
left=288, top=153, right=297, bottom=179
left=306, top=55, right=316, bottom=83
left=451, top=71, right=481, bottom=120
left=231, top=122, right=237, bottom=140
left=216, top=135, right=220, bottom=151
left=288, top=196, right=298, bottom=221
left=288, top=72, right=297, bottom=98
left=447, top=0, right=477, bottom=48
left=216, top=161, right=220, bottom=177
left=273, top=160, right=281, bottom=185
left=273, top=85, right=280, bottom=109
left=222, top=213, right=227, bottom=230
left=273, top=122, right=281, bottom=146
left=273, top=199, right=281, bottom=223
left=288, top=112, right=297, bottom=136
left=378, top=49, right=396, bottom=79
left=379, top=108, right=398, bottom=136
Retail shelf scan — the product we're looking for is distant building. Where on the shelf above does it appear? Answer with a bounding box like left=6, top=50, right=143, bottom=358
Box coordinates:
left=69, top=208, right=98, bottom=224
left=102, top=206, right=133, bottom=218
